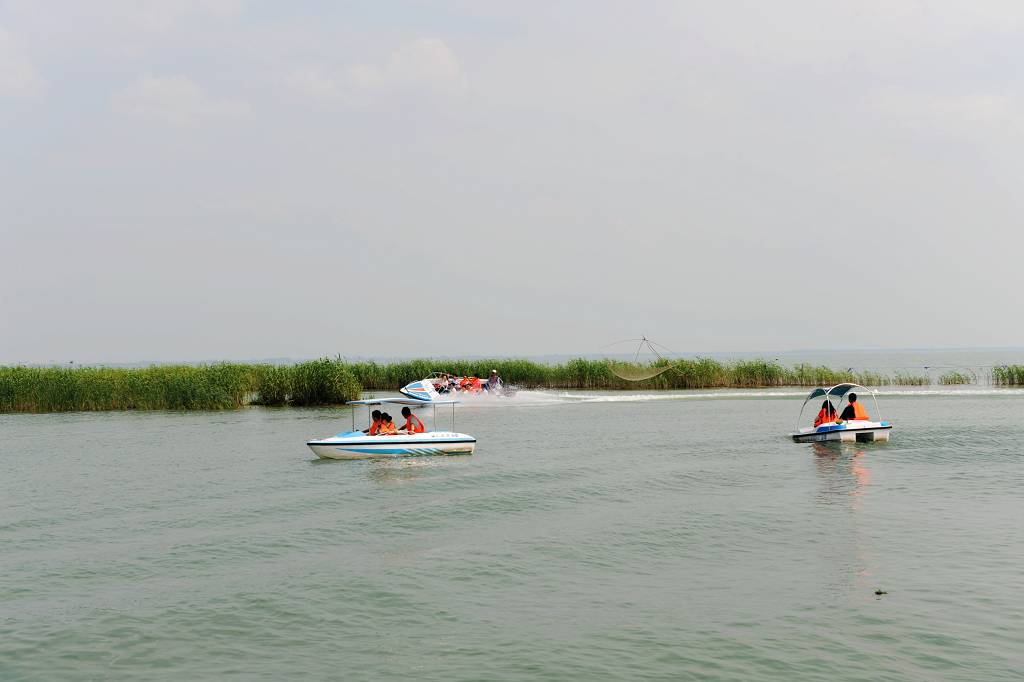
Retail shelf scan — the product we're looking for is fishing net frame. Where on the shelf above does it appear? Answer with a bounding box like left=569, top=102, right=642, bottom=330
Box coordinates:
left=604, top=337, right=686, bottom=382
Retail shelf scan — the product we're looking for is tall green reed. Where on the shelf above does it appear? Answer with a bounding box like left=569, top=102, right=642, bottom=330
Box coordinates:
left=993, top=365, right=1024, bottom=385
left=346, top=358, right=897, bottom=391
left=892, top=372, right=929, bottom=386
left=0, top=360, right=360, bottom=413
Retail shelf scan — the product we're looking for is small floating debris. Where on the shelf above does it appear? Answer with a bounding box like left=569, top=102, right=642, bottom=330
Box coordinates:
left=874, top=589, right=888, bottom=596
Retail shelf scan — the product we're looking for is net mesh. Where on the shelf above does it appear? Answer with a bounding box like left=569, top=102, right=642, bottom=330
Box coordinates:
left=604, top=337, right=682, bottom=382
left=608, top=362, right=674, bottom=381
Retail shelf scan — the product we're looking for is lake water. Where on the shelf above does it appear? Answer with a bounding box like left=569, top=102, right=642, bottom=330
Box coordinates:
left=2, top=387, right=1023, bottom=680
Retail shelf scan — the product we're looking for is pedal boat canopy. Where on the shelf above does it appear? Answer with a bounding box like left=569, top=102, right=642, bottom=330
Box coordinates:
left=792, top=383, right=892, bottom=443
left=306, top=394, right=474, bottom=460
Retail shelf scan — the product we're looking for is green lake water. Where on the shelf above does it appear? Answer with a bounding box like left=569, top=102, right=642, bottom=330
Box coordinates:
left=2, top=388, right=1022, bottom=680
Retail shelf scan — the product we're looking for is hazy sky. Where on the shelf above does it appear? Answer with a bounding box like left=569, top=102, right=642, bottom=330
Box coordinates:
left=3, top=1, right=1022, bottom=363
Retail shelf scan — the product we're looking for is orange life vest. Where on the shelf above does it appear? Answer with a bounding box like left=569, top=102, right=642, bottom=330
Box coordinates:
left=378, top=421, right=398, bottom=435
left=368, top=419, right=381, bottom=435
left=404, top=414, right=425, bottom=433
left=814, top=409, right=837, bottom=427
left=851, top=402, right=869, bottom=420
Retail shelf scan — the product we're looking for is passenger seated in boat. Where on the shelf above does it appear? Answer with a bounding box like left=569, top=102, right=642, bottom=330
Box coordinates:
left=377, top=413, right=399, bottom=435
left=840, top=393, right=870, bottom=421
left=363, top=410, right=383, bottom=435
left=813, top=401, right=839, bottom=427
left=400, top=406, right=425, bottom=434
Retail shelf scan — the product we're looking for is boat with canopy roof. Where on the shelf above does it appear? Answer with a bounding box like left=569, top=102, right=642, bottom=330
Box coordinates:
left=791, top=383, right=893, bottom=443
left=307, top=379, right=476, bottom=459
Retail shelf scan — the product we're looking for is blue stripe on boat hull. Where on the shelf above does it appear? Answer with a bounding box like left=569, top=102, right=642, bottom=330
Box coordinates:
left=308, top=443, right=475, bottom=459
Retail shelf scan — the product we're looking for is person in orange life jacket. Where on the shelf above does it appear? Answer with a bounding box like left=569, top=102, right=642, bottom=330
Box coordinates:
left=363, top=410, right=383, bottom=435
left=840, top=393, right=870, bottom=421
left=813, top=400, right=839, bottom=427
left=377, top=413, right=399, bottom=435
left=400, top=406, right=425, bottom=434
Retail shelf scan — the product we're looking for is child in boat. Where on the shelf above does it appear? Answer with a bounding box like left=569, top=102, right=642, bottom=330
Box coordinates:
left=813, top=401, right=839, bottom=427
left=400, top=406, right=425, bottom=434
left=840, top=393, right=870, bottom=421
left=363, top=410, right=383, bottom=435
left=377, top=413, right=398, bottom=435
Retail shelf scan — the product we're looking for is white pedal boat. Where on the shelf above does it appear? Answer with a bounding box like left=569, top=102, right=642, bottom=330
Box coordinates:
left=307, top=430, right=476, bottom=459
left=791, top=383, right=893, bottom=443
left=307, top=379, right=476, bottom=460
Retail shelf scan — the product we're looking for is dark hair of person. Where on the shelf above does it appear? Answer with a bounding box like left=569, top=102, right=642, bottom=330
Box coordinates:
left=401, top=406, right=411, bottom=417
left=848, top=393, right=857, bottom=402
left=381, top=413, right=391, bottom=422
left=371, top=409, right=382, bottom=420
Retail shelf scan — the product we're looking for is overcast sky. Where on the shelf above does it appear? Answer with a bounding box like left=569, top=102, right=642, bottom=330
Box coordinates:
left=2, top=1, right=1022, bottom=363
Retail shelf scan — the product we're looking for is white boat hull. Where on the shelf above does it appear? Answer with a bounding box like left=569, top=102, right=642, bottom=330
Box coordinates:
left=307, top=431, right=476, bottom=460
left=792, top=420, right=893, bottom=443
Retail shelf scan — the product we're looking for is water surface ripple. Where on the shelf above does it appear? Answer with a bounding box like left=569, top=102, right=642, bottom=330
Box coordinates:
left=2, top=391, right=1023, bottom=680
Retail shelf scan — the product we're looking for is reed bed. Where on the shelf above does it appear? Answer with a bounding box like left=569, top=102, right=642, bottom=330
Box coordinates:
left=349, top=358, right=899, bottom=392
left=992, top=365, right=1024, bottom=386
left=891, top=372, right=930, bottom=386
left=253, top=359, right=362, bottom=406
left=938, top=371, right=974, bottom=385
left=8, top=357, right=1012, bottom=413
left=0, top=360, right=360, bottom=413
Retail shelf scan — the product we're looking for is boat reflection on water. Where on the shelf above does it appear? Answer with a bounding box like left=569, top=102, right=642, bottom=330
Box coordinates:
left=812, top=442, right=871, bottom=507
left=810, top=442, right=875, bottom=591
left=310, top=455, right=465, bottom=486
left=364, top=458, right=459, bottom=487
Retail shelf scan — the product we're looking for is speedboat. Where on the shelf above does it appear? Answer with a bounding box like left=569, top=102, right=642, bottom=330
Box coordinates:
left=423, top=372, right=519, bottom=398
left=791, top=383, right=893, bottom=443
left=307, top=379, right=476, bottom=460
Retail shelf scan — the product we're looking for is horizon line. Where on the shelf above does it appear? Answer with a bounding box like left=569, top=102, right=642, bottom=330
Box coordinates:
left=7, top=345, right=1024, bottom=367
